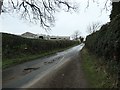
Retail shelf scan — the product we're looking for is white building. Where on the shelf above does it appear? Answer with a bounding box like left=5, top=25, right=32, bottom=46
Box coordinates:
left=21, top=32, right=70, bottom=40
left=49, top=36, right=70, bottom=40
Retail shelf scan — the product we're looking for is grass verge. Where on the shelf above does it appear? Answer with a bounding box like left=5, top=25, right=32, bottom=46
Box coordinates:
left=80, top=47, right=116, bottom=88
left=3, top=44, right=79, bottom=69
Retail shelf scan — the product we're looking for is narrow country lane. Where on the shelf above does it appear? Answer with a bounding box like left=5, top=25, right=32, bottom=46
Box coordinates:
left=3, top=43, right=88, bottom=88
left=30, top=49, right=88, bottom=88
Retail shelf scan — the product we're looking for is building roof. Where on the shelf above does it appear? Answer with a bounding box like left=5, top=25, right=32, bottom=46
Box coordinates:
left=21, top=32, right=37, bottom=37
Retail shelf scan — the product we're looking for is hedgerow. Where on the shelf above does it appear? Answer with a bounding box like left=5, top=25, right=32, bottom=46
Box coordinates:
left=85, top=2, right=120, bottom=87
left=2, top=33, right=79, bottom=60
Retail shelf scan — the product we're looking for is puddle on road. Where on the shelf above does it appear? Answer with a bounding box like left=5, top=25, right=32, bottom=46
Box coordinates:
left=43, top=56, right=63, bottom=65
left=23, top=67, right=40, bottom=75
left=44, top=59, right=56, bottom=64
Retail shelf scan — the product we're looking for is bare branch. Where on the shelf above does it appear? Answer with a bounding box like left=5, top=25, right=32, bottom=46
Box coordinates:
left=72, top=30, right=81, bottom=40
left=1, top=0, right=112, bottom=30
left=1, top=0, right=77, bottom=30
left=87, top=22, right=102, bottom=34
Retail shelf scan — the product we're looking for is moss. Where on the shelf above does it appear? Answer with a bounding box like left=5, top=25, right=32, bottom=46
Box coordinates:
left=81, top=48, right=117, bottom=88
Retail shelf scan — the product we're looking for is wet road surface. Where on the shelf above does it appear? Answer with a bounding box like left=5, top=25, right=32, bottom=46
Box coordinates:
left=3, top=43, right=88, bottom=88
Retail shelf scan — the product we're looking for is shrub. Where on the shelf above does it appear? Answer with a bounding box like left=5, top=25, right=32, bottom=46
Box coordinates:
left=2, top=33, right=79, bottom=60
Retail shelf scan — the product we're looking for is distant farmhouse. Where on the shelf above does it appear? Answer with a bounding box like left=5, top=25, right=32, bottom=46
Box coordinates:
left=49, top=36, right=70, bottom=40
left=21, top=32, right=70, bottom=40
left=21, top=32, right=38, bottom=39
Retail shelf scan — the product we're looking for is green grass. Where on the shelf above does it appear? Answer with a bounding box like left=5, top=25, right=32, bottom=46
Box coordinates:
left=3, top=52, right=53, bottom=69
left=3, top=44, right=78, bottom=69
left=80, top=47, right=115, bottom=88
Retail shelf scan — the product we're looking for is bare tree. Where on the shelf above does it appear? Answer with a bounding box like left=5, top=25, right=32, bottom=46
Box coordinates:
left=85, top=0, right=112, bottom=11
left=87, top=22, right=102, bottom=34
left=0, top=0, right=112, bottom=30
left=72, top=30, right=81, bottom=40
left=0, top=0, right=78, bottom=30
left=79, top=36, right=84, bottom=42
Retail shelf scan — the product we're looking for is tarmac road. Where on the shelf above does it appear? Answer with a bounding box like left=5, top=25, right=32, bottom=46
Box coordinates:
left=3, top=43, right=88, bottom=88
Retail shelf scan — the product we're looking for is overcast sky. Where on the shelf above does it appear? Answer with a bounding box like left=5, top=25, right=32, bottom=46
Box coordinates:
left=0, top=0, right=111, bottom=37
